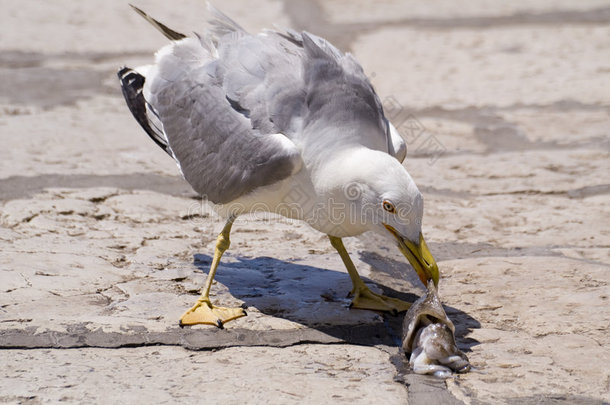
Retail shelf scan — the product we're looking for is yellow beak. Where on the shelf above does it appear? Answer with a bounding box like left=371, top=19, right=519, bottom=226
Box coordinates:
left=384, top=225, right=439, bottom=286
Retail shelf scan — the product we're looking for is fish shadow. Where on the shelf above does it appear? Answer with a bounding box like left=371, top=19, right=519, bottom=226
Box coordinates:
left=193, top=253, right=480, bottom=349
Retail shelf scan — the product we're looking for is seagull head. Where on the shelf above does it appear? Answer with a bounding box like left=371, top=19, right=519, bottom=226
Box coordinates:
left=335, top=149, right=439, bottom=286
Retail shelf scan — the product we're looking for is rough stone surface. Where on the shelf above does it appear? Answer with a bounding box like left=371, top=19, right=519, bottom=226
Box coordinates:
left=0, top=346, right=406, bottom=404
left=1, top=1, right=609, bottom=404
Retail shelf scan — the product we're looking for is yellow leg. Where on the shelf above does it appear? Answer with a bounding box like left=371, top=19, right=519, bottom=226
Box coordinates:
left=179, top=216, right=247, bottom=328
left=328, top=235, right=411, bottom=314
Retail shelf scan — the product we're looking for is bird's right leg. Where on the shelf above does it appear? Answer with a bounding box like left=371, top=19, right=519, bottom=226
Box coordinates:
left=328, top=235, right=411, bottom=314
left=179, top=216, right=247, bottom=328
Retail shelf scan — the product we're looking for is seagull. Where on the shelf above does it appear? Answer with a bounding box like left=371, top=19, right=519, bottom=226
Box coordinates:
left=118, top=5, right=439, bottom=328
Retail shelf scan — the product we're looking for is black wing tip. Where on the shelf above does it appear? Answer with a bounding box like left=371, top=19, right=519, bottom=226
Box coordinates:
left=117, top=66, right=133, bottom=79
left=117, top=66, right=144, bottom=89
left=117, top=67, right=173, bottom=156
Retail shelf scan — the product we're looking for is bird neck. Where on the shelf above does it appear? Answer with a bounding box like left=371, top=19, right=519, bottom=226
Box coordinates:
left=297, top=147, right=391, bottom=237
left=297, top=121, right=388, bottom=169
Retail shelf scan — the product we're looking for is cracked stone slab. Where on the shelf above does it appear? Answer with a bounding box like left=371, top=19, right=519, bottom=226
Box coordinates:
left=0, top=97, right=180, bottom=178
left=497, top=109, right=610, bottom=147
left=354, top=25, right=610, bottom=109
left=2, top=0, right=610, bottom=404
left=0, top=345, right=407, bottom=404
left=0, top=188, right=400, bottom=350
left=320, top=0, right=610, bottom=24
left=439, top=256, right=610, bottom=404
left=408, top=149, right=609, bottom=197
left=422, top=193, right=610, bottom=253
left=362, top=192, right=610, bottom=267
left=0, top=0, right=290, bottom=54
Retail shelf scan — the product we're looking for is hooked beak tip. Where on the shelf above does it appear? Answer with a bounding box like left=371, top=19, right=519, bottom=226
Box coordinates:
left=384, top=224, right=439, bottom=286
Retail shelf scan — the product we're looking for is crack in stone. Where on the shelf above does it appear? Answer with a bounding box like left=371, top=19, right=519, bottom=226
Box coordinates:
left=0, top=322, right=399, bottom=350
left=479, top=185, right=610, bottom=199
left=0, top=50, right=152, bottom=69
left=0, top=173, right=195, bottom=202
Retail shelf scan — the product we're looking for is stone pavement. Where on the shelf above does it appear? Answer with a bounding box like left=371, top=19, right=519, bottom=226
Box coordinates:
left=1, top=1, right=609, bottom=404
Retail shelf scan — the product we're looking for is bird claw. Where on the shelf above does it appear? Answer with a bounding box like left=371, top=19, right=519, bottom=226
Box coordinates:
left=349, top=285, right=411, bottom=314
left=179, top=299, right=247, bottom=328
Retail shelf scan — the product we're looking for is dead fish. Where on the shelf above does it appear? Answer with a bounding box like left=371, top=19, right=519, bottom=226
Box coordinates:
left=402, top=280, right=470, bottom=378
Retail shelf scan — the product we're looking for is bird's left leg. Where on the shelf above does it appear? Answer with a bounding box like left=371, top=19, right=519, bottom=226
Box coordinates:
left=328, top=235, right=411, bottom=314
left=179, top=216, right=247, bottom=328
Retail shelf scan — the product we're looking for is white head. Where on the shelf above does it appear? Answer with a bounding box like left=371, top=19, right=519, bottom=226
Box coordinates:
left=329, top=149, right=439, bottom=285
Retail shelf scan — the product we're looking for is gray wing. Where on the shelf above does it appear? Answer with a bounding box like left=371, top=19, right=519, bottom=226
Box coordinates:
left=143, top=37, right=302, bottom=204
left=214, top=30, right=307, bottom=136
left=212, top=24, right=404, bottom=162
left=139, top=6, right=402, bottom=205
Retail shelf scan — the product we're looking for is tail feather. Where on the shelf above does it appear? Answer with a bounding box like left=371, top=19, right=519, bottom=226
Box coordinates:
left=206, top=2, right=247, bottom=38
left=117, top=67, right=173, bottom=157
left=129, top=4, right=186, bottom=41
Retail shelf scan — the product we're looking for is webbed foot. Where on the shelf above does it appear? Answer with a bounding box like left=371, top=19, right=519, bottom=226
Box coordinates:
left=179, top=298, right=247, bottom=328
left=349, top=284, right=411, bottom=314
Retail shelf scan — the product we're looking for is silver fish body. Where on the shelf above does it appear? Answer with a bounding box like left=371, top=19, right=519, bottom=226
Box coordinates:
left=402, top=281, right=470, bottom=378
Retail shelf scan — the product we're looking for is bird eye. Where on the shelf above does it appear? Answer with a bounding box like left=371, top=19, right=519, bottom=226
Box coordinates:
left=382, top=200, right=396, bottom=213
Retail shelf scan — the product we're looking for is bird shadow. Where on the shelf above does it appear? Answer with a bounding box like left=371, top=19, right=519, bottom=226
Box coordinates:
left=192, top=253, right=481, bottom=350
